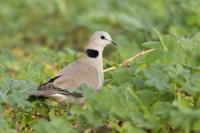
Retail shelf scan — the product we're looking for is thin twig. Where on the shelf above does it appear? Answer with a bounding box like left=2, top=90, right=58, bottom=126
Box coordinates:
left=104, top=49, right=155, bottom=73
left=16, top=122, right=20, bottom=133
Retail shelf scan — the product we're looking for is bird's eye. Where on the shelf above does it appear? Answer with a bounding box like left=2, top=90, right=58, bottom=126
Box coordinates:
left=100, top=36, right=105, bottom=40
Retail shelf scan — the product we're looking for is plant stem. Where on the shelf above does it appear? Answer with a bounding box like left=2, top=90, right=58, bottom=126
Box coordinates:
left=104, top=49, right=155, bottom=73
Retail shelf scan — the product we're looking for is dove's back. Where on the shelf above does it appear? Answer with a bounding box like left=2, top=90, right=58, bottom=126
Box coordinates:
left=54, top=55, right=103, bottom=92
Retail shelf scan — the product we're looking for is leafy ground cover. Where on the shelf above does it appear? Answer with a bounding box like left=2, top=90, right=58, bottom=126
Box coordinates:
left=0, top=0, right=200, bottom=132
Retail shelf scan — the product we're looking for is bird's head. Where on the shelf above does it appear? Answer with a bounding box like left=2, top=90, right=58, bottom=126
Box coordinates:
left=87, top=31, right=117, bottom=51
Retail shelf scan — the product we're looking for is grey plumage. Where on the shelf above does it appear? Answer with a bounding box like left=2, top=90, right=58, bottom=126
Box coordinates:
left=30, top=31, right=116, bottom=104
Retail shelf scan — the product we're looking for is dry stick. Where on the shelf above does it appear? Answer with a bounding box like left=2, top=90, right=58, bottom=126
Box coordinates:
left=104, top=49, right=155, bottom=73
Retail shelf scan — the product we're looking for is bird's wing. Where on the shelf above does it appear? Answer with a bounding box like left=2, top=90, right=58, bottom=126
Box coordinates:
left=32, top=75, right=83, bottom=98
left=53, top=61, right=100, bottom=92
left=32, top=59, right=100, bottom=98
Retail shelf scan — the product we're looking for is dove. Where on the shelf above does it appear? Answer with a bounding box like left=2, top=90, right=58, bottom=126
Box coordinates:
left=30, top=31, right=117, bottom=104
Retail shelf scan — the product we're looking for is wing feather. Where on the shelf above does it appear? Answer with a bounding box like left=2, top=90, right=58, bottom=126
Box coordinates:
left=53, top=62, right=100, bottom=91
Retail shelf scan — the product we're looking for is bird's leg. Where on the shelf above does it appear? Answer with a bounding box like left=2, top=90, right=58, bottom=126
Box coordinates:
left=66, top=103, right=72, bottom=116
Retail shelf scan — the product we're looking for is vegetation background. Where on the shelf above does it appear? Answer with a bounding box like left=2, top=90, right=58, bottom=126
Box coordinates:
left=0, top=0, right=200, bottom=132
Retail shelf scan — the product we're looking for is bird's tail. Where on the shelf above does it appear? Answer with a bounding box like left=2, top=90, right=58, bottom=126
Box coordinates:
left=27, top=90, right=48, bottom=102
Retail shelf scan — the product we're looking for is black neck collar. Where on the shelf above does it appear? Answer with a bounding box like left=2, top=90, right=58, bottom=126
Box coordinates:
left=86, top=49, right=99, bottom=58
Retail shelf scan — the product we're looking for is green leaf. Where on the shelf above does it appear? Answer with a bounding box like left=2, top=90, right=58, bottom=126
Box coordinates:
left=34, top=117, right=78, bottom=133
left=142, top=41, right=162, bottom=49
left=0, top=78, right=37, bottom=108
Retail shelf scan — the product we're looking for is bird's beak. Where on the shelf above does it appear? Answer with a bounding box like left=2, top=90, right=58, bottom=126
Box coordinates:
left=104, top=38, right=118, bottom=46
left=110, top=40, right=118, bottom=46
left=105, top=38, right=118, bottom=46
